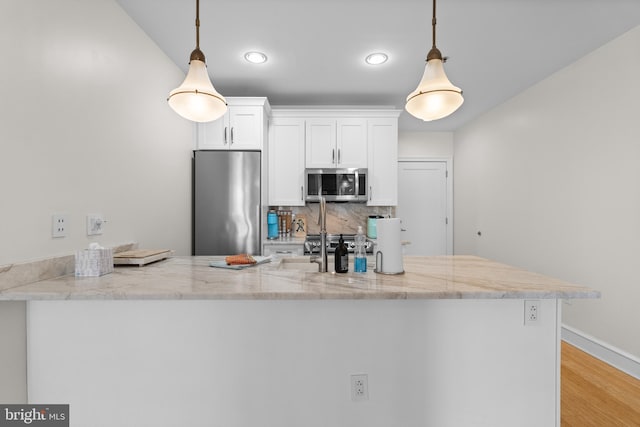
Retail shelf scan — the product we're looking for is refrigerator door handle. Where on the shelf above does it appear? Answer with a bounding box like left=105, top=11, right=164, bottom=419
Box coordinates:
left=257, top=204, right=261, bottom=242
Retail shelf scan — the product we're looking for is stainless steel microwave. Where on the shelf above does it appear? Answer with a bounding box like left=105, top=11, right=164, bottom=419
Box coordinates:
left=305, top=168, right=367, bottom=202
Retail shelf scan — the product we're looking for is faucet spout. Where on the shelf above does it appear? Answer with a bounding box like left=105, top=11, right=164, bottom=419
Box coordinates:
left=314, top=196, right=328, bottom=272
left=318, top=196, right=327, bottom=231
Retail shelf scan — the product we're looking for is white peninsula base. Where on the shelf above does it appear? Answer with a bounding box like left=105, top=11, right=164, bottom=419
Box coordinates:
left=28, top=298, right=560, bottom=427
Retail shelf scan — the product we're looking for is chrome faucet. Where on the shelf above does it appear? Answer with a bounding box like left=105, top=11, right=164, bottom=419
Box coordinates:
left=310, top=196, right=328, bottom=272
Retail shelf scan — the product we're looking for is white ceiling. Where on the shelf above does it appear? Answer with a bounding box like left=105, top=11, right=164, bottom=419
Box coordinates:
left=116, top=0, right=640, bottom=131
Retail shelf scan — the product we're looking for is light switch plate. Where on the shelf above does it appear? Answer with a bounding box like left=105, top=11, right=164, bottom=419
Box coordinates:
left=87, top=214, right=105, bottom=236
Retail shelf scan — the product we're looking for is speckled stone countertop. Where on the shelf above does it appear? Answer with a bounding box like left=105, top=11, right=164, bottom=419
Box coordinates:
left=0, top=255, right=599, bottom=301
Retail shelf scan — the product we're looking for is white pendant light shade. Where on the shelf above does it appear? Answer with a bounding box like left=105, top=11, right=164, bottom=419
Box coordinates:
left=167, top=0, right=226, bottom=123
left=168, top=59, right=227, bottom=123
left=406, top=0, right=464, bottom=121
left=405, top=58, right=463, bottom=121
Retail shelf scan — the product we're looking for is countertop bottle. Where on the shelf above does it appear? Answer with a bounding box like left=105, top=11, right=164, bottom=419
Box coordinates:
left=354, top=226, right=367, bottom=273
left=267, top=210, right=278, bottom=239
left=334, top=234, right=349, bottom=273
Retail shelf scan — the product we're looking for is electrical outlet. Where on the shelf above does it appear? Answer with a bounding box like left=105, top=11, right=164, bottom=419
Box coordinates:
left=52, top=214, right=69, bottom=238
left=350, top=374, right=369, bottom=401
left=87, top=214, right=105, bottom=236
left=524, top=300, right=540, bottom=325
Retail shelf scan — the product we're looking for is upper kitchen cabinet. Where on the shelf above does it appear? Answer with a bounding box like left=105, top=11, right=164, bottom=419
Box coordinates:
left=305, top=118, right=367, bottom=168
left=269, top=108, right=400, bottom=206
left=367, top=118, right=399, bottom=206
left=196, top=97, right=271, bottom=150
left=268, top=117, right=306, bottom=206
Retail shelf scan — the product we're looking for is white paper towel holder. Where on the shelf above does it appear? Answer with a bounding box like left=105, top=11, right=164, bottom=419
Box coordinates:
left=373, top=251, right=405, bottom=275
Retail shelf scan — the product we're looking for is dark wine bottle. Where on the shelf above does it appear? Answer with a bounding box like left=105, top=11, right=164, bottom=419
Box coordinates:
left=334, top=234, right=349, bottom=273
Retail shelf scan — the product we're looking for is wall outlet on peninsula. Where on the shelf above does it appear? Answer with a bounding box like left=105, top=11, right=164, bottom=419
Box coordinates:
left=350, top=374, right=369, bottom=401
left=524, top=300, right=540, bottom=325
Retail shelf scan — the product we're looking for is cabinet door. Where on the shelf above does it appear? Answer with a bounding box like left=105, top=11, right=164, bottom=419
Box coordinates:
left=336, top=118, right=367, bottom=168
left=305, top=119, right=336, bottom=168
left=268, top=118, right=306, bottom=206
left=367, top=118, right=398, bottom=206
left=228, top=106, right=263, bottom=150
left=197, top=114, right=229, bottom=149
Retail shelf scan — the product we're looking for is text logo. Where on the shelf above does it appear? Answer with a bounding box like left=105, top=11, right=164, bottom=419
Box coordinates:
left=0, top=405, right=68, bottom=427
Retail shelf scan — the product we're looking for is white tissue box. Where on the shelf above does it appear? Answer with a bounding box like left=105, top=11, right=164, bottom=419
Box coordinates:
left=75, top=248, right=114, bottom=277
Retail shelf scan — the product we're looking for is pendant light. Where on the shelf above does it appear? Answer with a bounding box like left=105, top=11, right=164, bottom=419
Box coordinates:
left=405, top=0, right=463, bottom=121
left=168, top=0, right=227, bottom=122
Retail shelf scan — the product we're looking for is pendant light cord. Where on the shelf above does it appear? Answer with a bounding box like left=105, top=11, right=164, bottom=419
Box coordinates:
left=432, top=0, right=437, bottom=49
left=190, top=0, right=205, bottom=62
left=195, top=0, right=200, bottom=51
left=426, top=0, right=443, bottom=61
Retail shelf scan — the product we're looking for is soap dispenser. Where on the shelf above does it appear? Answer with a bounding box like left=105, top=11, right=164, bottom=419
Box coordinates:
left=354, top=226, right=367, bottom=273
left=334, top=234, right=349, bottom=273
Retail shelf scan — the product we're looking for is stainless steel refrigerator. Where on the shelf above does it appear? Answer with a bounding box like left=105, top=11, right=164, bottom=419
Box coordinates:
left=193, top=150, right=261, bottom=255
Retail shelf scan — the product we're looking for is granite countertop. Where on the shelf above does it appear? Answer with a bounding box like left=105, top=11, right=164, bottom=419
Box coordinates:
left=0, top=255, right=599, bottom=301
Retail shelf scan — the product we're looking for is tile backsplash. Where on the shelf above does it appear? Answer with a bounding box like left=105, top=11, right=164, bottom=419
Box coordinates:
left=275, top=204, right=395, bottom=235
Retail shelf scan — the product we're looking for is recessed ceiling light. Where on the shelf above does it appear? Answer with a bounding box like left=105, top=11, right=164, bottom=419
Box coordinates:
left=244, top=51, right=268, bottom=64
left=365, top=52, right=388, bottom=65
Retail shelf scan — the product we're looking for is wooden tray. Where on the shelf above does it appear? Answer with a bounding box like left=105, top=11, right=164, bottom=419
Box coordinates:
left=113, top=249, right=172, bottom=266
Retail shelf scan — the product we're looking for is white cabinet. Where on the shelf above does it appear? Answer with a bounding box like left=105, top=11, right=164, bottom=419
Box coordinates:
left=268, top=118, right=305, bottom=206
left=305, top=119, right=335, bottom=167
left=268, top=108, right=400, bottom=207
left=197, top=97, right=269, bottom=150
left=367, top=118, right=398, bottom=206
left=305, top=118, right=367, bottom=168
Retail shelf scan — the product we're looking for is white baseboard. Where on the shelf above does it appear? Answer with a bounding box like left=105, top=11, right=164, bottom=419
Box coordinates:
left=562, top=324, right=640, bottom=380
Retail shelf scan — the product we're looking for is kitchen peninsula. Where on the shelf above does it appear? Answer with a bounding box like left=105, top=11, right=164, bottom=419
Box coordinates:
left=1, top=255, right=598, bottom=427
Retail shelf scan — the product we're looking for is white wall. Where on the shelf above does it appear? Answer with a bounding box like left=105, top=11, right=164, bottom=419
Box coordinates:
left=0, top=0, right=193, bottom=266
left=454, top=25, right=640, bottom=358
left=0, top=302, right=26, bottom=403
left=29, top=299, right=560, bottom=427
left=398, top=131, right=453, bottom=158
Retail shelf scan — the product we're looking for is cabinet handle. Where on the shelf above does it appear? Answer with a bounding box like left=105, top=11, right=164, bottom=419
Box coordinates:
left=338, top=149, right=341, bottom=164
left=230, top=127, right=234, bottom=145
left=332, top=149, right=335, bottom=164
left=275, top=250, right=293, bottom=254
left=224, top=127, right=228, bottom=145
left=301, top=186, right=304, bottom=201
left=369, top=186, right=372, bottom=201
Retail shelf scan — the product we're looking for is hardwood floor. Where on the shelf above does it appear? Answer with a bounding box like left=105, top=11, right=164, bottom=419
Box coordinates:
left=562, top=341, right=640, bottom=426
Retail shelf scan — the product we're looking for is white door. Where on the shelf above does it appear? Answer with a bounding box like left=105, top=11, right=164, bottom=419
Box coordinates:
left=305, top=119, right=336, bottom=167
left=268, top=118, right=306, bottom=206
left=367, top=119, right=398, bottom=206
left=336, top=118, right=367, bottom=168
left=397, top=161, right=450, bottom=255
left=228, top=106, right=263, bottom=149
